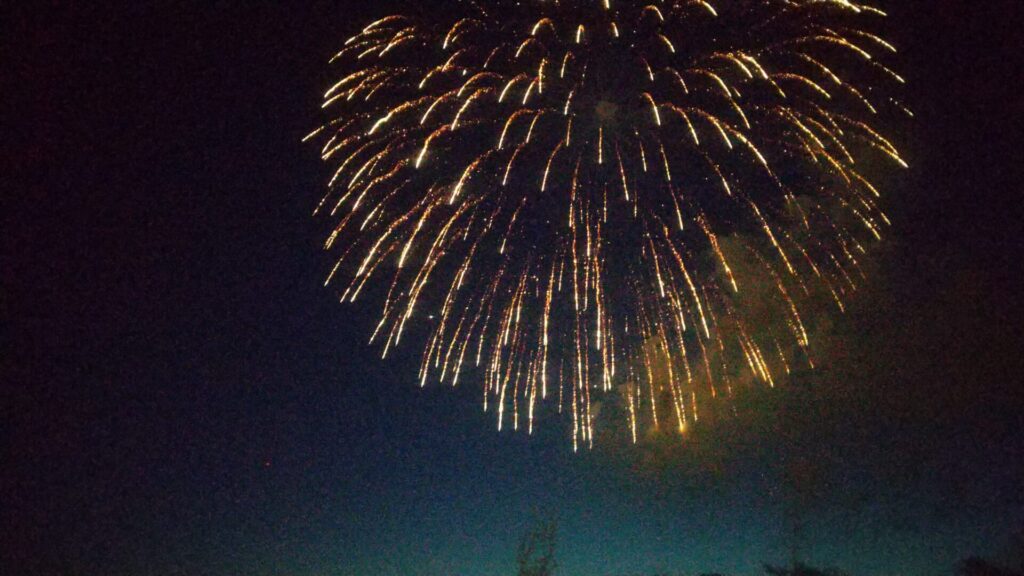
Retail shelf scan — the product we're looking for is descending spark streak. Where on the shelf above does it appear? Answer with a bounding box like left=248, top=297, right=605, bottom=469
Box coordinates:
left=311, top=0, right=906, bottom=447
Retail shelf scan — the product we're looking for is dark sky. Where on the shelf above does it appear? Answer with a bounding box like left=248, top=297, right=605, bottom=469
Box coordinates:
left=5, top=1, right=1024, bottom=575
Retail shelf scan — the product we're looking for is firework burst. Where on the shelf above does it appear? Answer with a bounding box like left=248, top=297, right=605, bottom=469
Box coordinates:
left=307, top=0, right=908, bottom=449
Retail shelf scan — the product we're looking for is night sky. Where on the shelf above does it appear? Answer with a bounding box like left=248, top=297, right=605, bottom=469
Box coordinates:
left=6, top=2, right=1024, bottom=575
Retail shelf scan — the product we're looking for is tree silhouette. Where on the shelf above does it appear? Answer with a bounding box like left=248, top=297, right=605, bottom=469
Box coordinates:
left=958, top=556, right=1023, bottom=576
left=765, top=562, right=850, bottom=576
left=516, top=519, right=558, bottom=576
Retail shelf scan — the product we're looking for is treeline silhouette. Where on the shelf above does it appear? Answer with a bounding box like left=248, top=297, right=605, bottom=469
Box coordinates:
left=514, top=521, right=1024, bottom=576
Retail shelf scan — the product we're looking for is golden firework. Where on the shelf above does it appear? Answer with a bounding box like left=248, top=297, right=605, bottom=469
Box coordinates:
left=308, top=0, right=908, bottom=449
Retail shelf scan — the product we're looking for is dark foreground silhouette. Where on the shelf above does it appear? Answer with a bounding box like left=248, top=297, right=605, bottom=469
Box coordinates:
left=514, top=521, right=1024, bottom=576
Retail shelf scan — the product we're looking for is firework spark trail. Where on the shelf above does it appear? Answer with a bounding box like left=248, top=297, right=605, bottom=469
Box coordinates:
left=310, top=0, right=907, bottom=447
